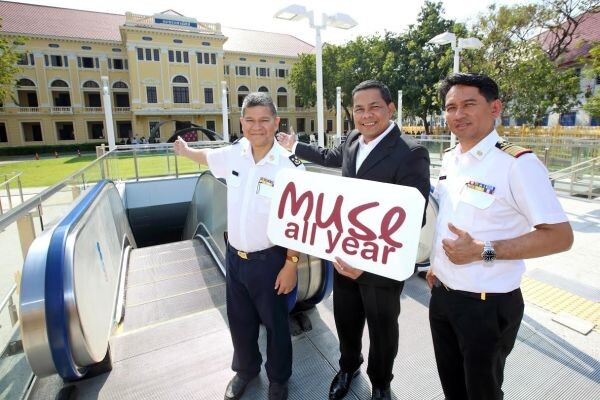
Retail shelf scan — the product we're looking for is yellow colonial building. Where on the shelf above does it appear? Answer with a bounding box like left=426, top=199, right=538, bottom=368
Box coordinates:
left=0, top=1, right=330, bottom=147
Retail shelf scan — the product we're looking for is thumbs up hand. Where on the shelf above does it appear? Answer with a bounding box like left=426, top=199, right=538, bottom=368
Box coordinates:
left=441, top=223, right=482, bottom=265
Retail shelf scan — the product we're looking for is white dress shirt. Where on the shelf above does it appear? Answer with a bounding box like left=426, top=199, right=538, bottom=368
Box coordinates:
left=431, top=130, right=568, bottom=293
left=355, top=121, right=395, bottom=172
left=207, top=138, right=305, bottom=252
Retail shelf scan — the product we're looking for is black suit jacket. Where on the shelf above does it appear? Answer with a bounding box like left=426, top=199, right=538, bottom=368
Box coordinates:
left=295, top=124, right=430, bottom=287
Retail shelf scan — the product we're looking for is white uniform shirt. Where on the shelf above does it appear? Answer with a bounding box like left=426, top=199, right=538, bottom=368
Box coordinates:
left=431, top=130, right=568, bottom=293
left=207, top=137, right=305, bottom=252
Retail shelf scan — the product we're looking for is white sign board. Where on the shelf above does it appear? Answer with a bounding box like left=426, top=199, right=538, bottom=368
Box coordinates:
left=267, top=169, right=425, bottom=282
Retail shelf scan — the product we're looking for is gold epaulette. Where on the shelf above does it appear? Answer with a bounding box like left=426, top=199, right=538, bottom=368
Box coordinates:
left=495, top=140, right=532, bottom=158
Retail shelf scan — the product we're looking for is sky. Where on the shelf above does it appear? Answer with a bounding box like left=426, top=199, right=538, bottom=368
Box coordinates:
left=13, top=0, right=534, bottom=45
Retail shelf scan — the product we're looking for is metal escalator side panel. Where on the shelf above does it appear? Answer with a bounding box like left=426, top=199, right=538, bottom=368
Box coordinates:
left=19, top=228, right=57, bottom=377
left=66, top=186, right=135, bottom=367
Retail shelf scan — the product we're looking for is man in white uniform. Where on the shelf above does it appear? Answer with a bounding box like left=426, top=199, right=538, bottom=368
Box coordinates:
left=174, top=92, right=304, bottom=400
left=427, top=73, right=573, bottom=400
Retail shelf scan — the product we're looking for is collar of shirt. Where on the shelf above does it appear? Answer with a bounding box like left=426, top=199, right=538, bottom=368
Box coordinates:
left=356, top=121, right=395, bottom=172
left=456, top=129, right=500, bottom=161
left=239, top=137, right=280, bottom=166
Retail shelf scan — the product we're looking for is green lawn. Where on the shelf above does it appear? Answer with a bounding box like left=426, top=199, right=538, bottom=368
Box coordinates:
left=0, top=154, right=204, bottom=188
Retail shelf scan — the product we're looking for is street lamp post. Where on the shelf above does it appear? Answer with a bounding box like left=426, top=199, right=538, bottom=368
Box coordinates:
left=428, top=32, right=482, bottom=146
left=275, top=4, right=357, bottom=148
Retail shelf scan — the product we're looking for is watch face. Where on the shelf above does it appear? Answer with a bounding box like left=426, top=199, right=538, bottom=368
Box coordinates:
left=482, top=250, right=496, bottom=262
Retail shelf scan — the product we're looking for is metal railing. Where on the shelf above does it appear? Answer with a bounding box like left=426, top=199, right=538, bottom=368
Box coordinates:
left=549, top=157, right=599, bottom=199
left=0, top=172, right=25, bottom=215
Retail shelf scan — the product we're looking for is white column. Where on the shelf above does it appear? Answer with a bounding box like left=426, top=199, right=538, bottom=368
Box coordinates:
left=221, top=81, right=229, bottom=142
left=450, top=46, right=460, bottom=147
left=336, top=86, right=341, bottom=138
left=315, top=26, right=325, bottom=148
left=397, top=90, right=403, bottom=130
left=101, top=76, right=116, bottom=150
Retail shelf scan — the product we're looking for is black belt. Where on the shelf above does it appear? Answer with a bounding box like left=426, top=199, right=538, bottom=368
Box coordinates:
left=227, top=244, right=283, bottom=261
left=433, top=277, right=519, bottom=301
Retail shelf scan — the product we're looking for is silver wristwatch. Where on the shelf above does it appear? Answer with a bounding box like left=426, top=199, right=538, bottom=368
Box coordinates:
left=481, top=241, right=496, bottom=263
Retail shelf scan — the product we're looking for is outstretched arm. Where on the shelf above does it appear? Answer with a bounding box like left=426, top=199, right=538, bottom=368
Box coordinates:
left=173, top=136, right=210, bottom=166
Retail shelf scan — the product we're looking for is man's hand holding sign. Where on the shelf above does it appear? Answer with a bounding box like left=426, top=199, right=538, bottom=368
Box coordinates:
left=267, top=169, right=425, bottom=282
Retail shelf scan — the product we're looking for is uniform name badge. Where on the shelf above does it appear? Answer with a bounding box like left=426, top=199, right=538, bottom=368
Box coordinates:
left=257, top=177, right=275, bottom=197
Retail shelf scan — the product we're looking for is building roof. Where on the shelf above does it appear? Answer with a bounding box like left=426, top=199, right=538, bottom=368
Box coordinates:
left=0, top=1, right=314, bottom=57
left=538, top=9, right=600, bottom=66
left=0, top=1, right=124, bottom=41
left=222, top=27, right=313, bottom=57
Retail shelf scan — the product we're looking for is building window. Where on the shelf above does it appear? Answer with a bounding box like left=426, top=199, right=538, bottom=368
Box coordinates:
left=236, top=66, right=249, bottom=76
left=17, top=53, right=35, bottom=66
left=204, top=88, right=214, bottom=104
left=82, top=80, right=99, bottom=88
left=206, top=120, right=216, bottom=132
left=560, top=112, right=576, bottom=126
left=78, top=56, right=97, bottom=69
left=327, top=119, right=333, bottom=132
left=147, top=86, right=157, bottom=103
left=137, top=48, right=159, bottom=61
left=87, top=121, right=104, bottom=139
left=169, top=50, right=189, bottom=63
left=0, top=123, right=7, bottom=142
left=256, top=67, right=270, bottom=77
left=277, top=87, right=288, bottom=108
left=258, top=86, right=269, bottom=93
left=238, top=85, right=249, bottom=107
left=173, top=87, right=189, bottom=103
left=224, top=65, right=229, bottom=75
left=276, top=68, right=288, bottom=78
left=22, top=122, right=43, bottom=142
left=110, top=58, right=127, bottom=70
left=149, top=121, right=160, bottom=137
left=196, top=52, right=217, bottom=65
left=56, top=122, right=75, bottom=141
left=45, top=54, right=68, bottom=67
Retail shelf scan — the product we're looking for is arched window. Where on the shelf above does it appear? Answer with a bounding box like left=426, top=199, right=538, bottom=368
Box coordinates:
left=258, top=86, right=269, bottom=92
left=82, top=80, right=99, bottom=88
left=172, top=75, right=189, bottom=104
left=17, top=78, right=35, bottom=87
left=172, top=75, right=188, bottom=84
left=237, top=85, right=249, bottom=107
left=112, top=81, right=128, bottom=89
left=277, top=87, right=287, bottom=108
left=51, top=79, right=69, bottom=88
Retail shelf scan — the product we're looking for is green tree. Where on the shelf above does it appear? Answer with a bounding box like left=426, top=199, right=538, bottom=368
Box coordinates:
left=583, top=43, right=600, bottom=117
left=471, top=3, right=581, bottom=125
left=0, top=20, right=23, bottom=103
left=392, top=1, right=455, bottom=133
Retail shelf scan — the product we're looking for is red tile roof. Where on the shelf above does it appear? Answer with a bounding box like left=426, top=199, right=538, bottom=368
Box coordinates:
left=222, top=27, right=314, bottom=57
left=0, top=1, right=314, bottom=57
left=0, top=1, right=124, bottom=41
left=538, top=9, right=600, bottom=66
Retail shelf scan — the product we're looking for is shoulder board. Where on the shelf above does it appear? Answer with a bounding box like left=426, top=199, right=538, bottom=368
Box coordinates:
left=288, top=154, right=303, bottom=167
left=444, top=144, right=457, bottom=153
left=231, top=138, right=241, bottom=145
left=495, top=140, right=532, bottom=158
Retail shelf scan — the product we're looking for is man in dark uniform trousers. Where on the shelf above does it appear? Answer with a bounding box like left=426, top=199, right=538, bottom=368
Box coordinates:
left=427, top=73, right=574, bottom=400
left=174, top=92, right=305, bottom=400
left=277, top=80, right=430, bottom=400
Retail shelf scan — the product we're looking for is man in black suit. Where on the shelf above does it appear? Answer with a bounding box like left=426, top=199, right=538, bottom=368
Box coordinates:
left=277, top=80, right=430, bottom=400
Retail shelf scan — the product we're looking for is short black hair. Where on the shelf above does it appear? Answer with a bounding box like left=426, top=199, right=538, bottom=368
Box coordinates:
left=438, top=73, right=499, bottom=104
left=241, top=92, right=277, bottom=116
left=352, top=80, right=393, bottom=105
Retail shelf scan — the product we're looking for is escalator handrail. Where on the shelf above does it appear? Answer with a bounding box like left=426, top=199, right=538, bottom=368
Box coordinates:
left=45, top=180, right=109, bottom=380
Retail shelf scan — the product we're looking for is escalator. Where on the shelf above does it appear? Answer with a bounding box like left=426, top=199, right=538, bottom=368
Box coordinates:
left=19, top=172, right=332, bottom=398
